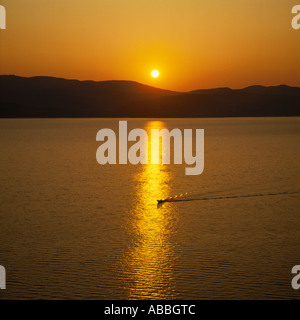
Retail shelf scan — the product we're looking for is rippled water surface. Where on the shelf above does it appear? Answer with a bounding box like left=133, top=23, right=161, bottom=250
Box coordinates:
left=0, top=118, right=299, bottom=299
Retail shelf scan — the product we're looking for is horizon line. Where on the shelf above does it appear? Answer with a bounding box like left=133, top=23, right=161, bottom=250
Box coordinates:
left=1, top=73, right=299, bottom=93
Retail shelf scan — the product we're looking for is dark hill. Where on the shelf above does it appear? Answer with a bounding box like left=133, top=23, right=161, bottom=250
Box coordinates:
left=0, top=75, right=178, bottom=117
left=0, top=75, right=299, bottom=117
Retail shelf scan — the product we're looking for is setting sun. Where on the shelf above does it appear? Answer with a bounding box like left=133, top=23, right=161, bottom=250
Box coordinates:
left=151, top=70, right=159, bottom=78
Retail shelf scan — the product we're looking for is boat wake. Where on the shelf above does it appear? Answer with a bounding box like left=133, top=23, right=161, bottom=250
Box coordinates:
left=157, top=190, right=300, bottom=208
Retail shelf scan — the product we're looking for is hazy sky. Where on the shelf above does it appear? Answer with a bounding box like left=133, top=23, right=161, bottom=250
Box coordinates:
left=0, top=0, right=299, bottom=91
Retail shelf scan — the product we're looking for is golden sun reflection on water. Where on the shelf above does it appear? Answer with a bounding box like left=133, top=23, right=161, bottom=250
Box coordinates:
left=122, top=121, right=178, bottom=299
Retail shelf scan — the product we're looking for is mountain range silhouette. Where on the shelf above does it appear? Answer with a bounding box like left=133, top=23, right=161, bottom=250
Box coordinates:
left=0, top=75, right=299, bottom=118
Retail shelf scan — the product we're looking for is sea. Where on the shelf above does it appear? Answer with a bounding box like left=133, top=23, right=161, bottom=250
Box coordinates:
left=0, top=117, right=299, bottom=299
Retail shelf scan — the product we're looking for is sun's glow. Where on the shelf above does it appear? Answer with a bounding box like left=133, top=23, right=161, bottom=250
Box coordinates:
left=122, top=120, right=177, bottom=299
left=151, top=70, right=159, bottom=78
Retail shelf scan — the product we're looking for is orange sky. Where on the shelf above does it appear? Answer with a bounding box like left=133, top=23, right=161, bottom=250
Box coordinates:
left=0, top=0, right=299, bottom=91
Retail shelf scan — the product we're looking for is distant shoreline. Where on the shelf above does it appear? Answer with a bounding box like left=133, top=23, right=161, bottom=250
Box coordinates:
left=1, top=75, right=299, bottom=118
left=0, top=116, right=300, bottom=120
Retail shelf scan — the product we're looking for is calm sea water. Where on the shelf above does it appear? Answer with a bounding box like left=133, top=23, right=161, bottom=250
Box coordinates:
left=0, top=118, right=299, bottom=299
